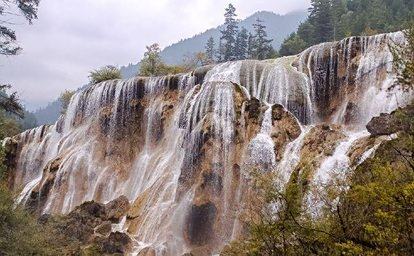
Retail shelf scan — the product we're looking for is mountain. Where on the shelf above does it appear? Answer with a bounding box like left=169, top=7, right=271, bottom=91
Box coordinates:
left=120, top=10, right=307, bottom=78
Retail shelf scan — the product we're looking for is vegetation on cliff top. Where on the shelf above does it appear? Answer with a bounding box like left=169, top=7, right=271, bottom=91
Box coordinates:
left=280, top=0, right=414, bottom=56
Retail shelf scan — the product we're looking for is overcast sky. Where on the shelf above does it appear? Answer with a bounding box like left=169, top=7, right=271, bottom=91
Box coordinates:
left=0, top=0, right=310, bottom=111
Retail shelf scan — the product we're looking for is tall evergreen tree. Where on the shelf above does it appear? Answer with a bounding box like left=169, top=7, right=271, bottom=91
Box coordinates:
left=234, top=27, right=249, bottom=60
left=309, top=0, right=334, bottom=43
left=220, top=4, right=238, bottom=61
left=247, top=32, right=255, bottom=59
left=205, top=36, right=216, bottom=64
left=331, top=0, right=347, bottom=40
left=251, top=18, right=274, bottom=60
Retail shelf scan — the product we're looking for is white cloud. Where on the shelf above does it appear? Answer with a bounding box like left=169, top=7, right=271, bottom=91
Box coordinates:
left=0, top=0, right=310, bottom=110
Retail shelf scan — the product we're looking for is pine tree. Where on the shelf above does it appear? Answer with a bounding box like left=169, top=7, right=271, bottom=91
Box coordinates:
left=331, top=0, right=347, bottom=40
left=309, top=0, right=334, bottom=43
left=234, top=27, right=249, bottom=60
left=205, top=36, right=216, bottom=64
left=251, top=18, right=274, bottom=60
left=247, top=33, right=255, bottom=59
left=220, top=4, right=238, bottom=62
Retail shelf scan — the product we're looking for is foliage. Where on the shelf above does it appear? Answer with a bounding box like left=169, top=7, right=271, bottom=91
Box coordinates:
left=0, top=0, right=40, bottom=55
left=0, top=184, right=57, bottom=255
left=391, top=21, right=414, bottom=91
left=89, top=65, right=122, bottom=84
left=279, top=33, right=307, bottom=56
left=0, top=85, right=23, bottom=118
left=220, top=4, right=238, bottom=62
left=234, top=27, right=249, bottom=60
left=279, top=0, right=414, bottom=56
left=208, top=4, right=275, bottom=62
left=205, top=36, right=216, bottom=64
left=59, top=90, right=75, bottom=114
left=139, top=43, right=165, bottom=76
left=182, top=52, right=210, bottom=70
left=250, top=18, right=275, bottom=60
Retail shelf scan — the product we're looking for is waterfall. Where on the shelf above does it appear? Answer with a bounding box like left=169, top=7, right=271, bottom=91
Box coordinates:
left=6, top=32, right=414, bottom=255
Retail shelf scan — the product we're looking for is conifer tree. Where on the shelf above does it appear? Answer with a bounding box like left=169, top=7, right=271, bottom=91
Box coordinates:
left=220, top=4, right=238, bottom=61
left=205, top=36, right=216, bottom=64
left=251, top=18, right=274, bottom=60
left=234, top=27, right=249, bottom=60
left=247, top=33, right=255, bottom=59
left=309, top=0, right=334, bottom=43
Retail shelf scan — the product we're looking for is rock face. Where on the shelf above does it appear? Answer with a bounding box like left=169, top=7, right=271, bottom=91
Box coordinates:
left=5, top=32, right=413, bottom=256
left=367, top=105, right=414, bottom=136
left=41, top=197, right=132, bottom=255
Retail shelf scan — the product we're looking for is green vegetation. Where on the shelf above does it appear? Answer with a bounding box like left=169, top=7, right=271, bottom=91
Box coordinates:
left=89, top=65, right=122, bottom=84
left=59, top=90, right=75, bottom=114
left=280, top=0, right=414, bottom=56
left=0, top=0, right=40, bottom=55
left=139, top=43, right=186, bottom=76
left=391, top=21, right=414, bottom=91
left=223, top=24, right=414, bottom=256
left=205, top=4, right=275, bottom=63
left=0, top=185, right=56, bottom=255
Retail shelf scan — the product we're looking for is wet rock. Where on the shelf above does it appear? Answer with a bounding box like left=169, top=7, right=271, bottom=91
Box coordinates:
left=100, top=232, right=132, bottom=254
left=104, top=195, right=130, bottom=222
left=186, top=202, right=217, bottom=246
left=271, top=104, right=302, bottom=160
left=245, top=98, right=262, bottom=120
left=138, top=247, right=156, bottom=256
left=365, top=106, right=413, bottom=136
left=95, top=221, right=112, bottom=236
left=200, top=171, right=223, bottom=193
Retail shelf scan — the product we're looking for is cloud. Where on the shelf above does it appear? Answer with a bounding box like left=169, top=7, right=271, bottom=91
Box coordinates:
left=0, top=0, right=310, bottom=110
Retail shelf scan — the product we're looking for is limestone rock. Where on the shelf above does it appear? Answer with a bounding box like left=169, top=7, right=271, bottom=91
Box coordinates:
left=100, top=232, right=132, bottom=254
left=185, top=202, right=217, bottom=246
left=104, top=195, right=130, bottom=222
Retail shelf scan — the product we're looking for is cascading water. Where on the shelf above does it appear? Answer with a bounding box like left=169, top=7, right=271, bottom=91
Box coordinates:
left=5, top=32, right=413, bottom=255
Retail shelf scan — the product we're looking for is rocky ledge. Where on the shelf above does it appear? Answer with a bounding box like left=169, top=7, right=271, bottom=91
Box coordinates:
left=39, top=196, right=132, bottom=255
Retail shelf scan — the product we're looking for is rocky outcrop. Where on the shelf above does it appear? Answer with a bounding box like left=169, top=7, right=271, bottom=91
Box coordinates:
left=40, top=196, right=132, bottom=255
left=271, top=104, right=302, bottom=160
left=367, top=105, right=414, bottom=136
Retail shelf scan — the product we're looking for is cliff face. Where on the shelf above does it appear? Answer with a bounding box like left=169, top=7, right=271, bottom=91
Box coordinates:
left=5, top=32, right=413, bottom=255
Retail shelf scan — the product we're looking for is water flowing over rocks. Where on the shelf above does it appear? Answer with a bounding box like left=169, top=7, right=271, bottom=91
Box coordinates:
left=4, top=32, right=414, bottom=255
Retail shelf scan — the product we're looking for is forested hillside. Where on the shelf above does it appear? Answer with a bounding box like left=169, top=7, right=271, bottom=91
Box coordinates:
left=121, top=10, right=307, bottom=78
left=280, top=0, right=414, bottom=56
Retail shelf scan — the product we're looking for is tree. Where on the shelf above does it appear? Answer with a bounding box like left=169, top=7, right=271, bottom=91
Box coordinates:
left=279, top=33, right=307, bottom=56
left=139, top=43, right=165, bottom=76
left=89, top=65, right=121, bottom=84
left=390, top=21, right=414, bottom=91
left=182, top=52, right=210, bottom=70
left=59, top=90, right=75, bottom=114
left=220, top=4, right=238, bottom=62
left=234, top=27, right=249, bottom=60
left=0, top=85, right=23, bottom=118
left=205, top=36, right=216, bottom=64
left=251, top=18, right=274, bottom=60
left=0, top=0, right=40, bottom=55
left=309, top=0, right=334, bottom=43
left=247, top=32, right=255, bottom=59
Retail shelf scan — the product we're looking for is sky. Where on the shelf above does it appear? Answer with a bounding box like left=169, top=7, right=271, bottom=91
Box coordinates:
left=0, top=0, right=310, bottom=111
